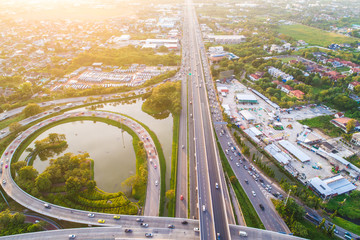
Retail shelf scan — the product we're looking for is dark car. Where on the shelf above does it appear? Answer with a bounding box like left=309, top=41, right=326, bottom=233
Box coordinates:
left=124, top=229, right=132, bottom=233
left=259, top=204, right=265, bottom=211
left=168, top=224, right=175, bottom=229
left=181, top=220, right=188, bottom=225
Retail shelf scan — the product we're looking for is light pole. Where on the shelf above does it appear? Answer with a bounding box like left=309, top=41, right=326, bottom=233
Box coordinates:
left=284, top=189, right=292, bottom=207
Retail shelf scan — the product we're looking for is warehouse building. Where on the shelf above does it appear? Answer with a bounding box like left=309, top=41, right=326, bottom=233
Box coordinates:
left=279, top=140, right=311, bottom=163
left=207, top=35, right=246, bottom=44
left=239, top=110, right=256, bottom=123
left=308, top=175, right=356, bottom=200
left=264, top=143, right=291, bottom=165
left=236, top=94, right=258, bottom=104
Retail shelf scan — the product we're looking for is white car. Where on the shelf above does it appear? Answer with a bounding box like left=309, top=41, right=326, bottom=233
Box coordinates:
left=215, top=183, right=219, bottom=189
left=252, top=191, right=256, bottom=197
left=88, top=213, right=95, bottom=218
left=155, top=180, right=159, bottom=186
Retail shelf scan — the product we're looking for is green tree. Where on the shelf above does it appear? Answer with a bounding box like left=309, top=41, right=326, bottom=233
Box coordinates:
left=35, top=172, right=52, bottom=192
left=291, top=221, right=308, bottom=237
left=166, top=189, right=175, bottom=200
left=18, top=166, right=38, bottom=181
left=230, top=175, right=237, bottom=184
left=86, top=180, right=96, bottom=191
left=65, top=176, right=82, bottom=195
left=317, top=218, right=326, bottom=230
left=346, top=119, right=356, bottom=133
left=22, top=103, right=42, bottom=118
left=9, top=122, right=22, bottom=134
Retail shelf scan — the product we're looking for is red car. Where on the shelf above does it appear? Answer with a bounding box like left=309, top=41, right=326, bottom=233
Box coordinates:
left=5, top=164, right=8, bottom=169
left=154, top=164, right=157, bottom=169
left=4, top=152, right=8, bottom=156
left=180, top=195, right=184, bottom=201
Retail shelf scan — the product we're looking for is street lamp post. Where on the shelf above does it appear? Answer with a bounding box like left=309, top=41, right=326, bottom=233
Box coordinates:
left=284, top=189, right=292, bottom=207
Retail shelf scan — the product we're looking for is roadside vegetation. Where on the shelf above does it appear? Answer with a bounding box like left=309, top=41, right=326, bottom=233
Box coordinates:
left=0, top=209, right=44, bottom=236
left=324, top=190, right=360, bottom=222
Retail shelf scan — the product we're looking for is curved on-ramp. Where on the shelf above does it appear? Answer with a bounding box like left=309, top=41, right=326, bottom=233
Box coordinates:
left=0, top=110, right=161, bottom=225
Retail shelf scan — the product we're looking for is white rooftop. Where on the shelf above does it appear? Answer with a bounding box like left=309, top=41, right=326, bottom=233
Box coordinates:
left=236, top=94, right=257, bottom=101
left=239, top=110, right=255, bottom=121
left=279, top=140, right=311, bottom=162
left=264, top=144, right=291, bottom=165
left=309, top=175, right=356, bottom=197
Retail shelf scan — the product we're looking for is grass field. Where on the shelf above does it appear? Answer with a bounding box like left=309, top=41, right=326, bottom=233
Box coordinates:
left=331, top=216, right=360, bottom=236
left=278, top=24, right=357, bottom=47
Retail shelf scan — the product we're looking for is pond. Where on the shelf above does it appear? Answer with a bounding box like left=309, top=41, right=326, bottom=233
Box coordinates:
left=72, top=99, right=174, bottom=192
left=18, top=99, right=174, bottom=194
left=18, top=120, right=137, bottom=193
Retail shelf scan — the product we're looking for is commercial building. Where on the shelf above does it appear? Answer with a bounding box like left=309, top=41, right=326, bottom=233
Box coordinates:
left=239, top=110, right=256, bottom=123
left=308, top=175, right=356, bottom=199
left=144, top=39, right=179, bottom=49
left=235, top=94, right=258, bottom=104
left=279, top=140, right=311, bottom=163
left=207, top=35, right=246, bottom=44
left=351, top=132, right=360, bottom=146
left=244, top=127, right=263, bottom=144
left=264, top=144, right=291, bottom=165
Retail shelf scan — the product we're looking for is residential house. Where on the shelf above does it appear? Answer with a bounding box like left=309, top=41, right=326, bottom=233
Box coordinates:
left=334, top=112, right=344, bottom=118
left=331, top=117, right=360, bottom=132
left=348, top=81, right=360, bottom=91
left=289, top=90, right=305, bottom=99
left=281, top=85, right=293, bottom=94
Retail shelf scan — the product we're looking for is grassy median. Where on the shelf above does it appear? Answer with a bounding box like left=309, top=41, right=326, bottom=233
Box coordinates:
left=167, top=114, right=180, bottom=217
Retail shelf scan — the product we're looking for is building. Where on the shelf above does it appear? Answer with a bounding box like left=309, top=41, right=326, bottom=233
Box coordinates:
left=289, top=90, right=305, bottom=99
left=331, top=117, right=360, bottom=132
left=281, top=85, right=293, bottom=94
left=244, top=127, right=263, bottom=144
left=351, top=132, right=360, bottom=146
left=217, top=86, right=229, bottom=94
left=248, top=72, right=263, bottom=81
left=236, top=94, right=258, bottom=104
left=279, top=140, right=311, bottom=163
left=207, top=34, right=246, bottom=44
left=268, top=67, right=293, bottom=82
left=264, top=144, right=291, bottom=165
left=308, top=175, right=356, bottom=200
left=145, top=39, right=179, bottom=47
left=239, top=110, right=256, bottom=122
left=208, top=46, right=224, bottom=54
left=348, top=81, right=360, bottom=91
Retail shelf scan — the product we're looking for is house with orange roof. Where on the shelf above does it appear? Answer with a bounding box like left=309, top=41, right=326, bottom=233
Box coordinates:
left=331, top=117, right=360, bottom=132
left=288, top=90, right=305, bottom=99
